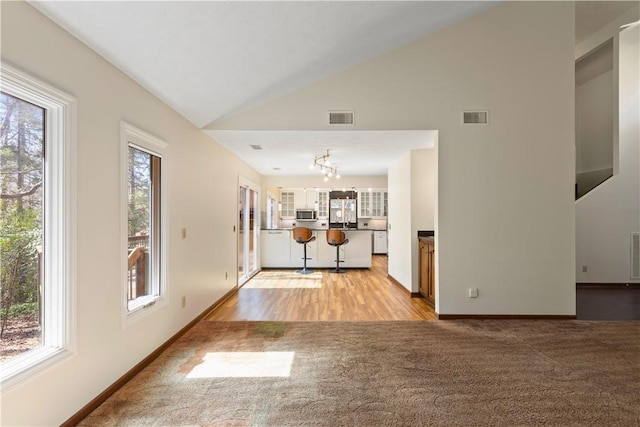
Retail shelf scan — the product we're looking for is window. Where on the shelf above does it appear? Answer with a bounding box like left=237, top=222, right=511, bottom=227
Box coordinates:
left=0, top=63, right=77, bottom=389
left=121, top=122, right=167, bottom=324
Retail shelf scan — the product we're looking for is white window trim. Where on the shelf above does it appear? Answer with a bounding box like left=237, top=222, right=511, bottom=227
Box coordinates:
left=120, top=121, right=169, bottom=327
left=0, top=63, right=77, bottom=391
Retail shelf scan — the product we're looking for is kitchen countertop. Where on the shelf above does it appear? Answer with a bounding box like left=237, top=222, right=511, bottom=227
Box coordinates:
left=262, top=228, right=373, bottom=232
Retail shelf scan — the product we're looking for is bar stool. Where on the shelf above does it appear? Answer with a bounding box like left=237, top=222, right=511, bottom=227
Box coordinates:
left=292, top=227, right=315, bottom=274
left=326, top=229, right=349, bottom=273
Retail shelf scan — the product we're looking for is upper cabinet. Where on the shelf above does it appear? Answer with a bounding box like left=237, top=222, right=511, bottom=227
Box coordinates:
left=317, top=190, right=329, bottom=218
left=280, top=187, right=385, bottom=220
left=358, top=189, right=387, bottom=219
left=294, top=189, right=319, bottom=209
left=358, top=191, right=371, bottom=218
left=280, top=190, right=295, bottom=218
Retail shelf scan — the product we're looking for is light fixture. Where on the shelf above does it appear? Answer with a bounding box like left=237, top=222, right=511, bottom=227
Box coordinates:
left=311, top=149, right=341, bottom=181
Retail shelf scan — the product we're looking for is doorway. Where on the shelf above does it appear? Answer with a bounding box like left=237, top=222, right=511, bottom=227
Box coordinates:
left=238, top=177, right=260, bottom=286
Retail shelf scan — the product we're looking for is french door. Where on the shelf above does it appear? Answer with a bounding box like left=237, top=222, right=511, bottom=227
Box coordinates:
left=238, top=177, right=260, bottom=286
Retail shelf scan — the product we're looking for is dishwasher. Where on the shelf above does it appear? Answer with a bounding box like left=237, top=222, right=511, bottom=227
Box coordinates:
left=373, top=230, right=388, bottom=254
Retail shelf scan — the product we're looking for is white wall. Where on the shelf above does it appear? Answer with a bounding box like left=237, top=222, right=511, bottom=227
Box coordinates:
left=211, top=2, right=576, bottom=315
left=0, top=3, right=260, bottom=426
left=388, top=152, right=412, bottom=288
left=575, top=13, right=640, bottom=284
left=389, top=149, right=437, bottom=293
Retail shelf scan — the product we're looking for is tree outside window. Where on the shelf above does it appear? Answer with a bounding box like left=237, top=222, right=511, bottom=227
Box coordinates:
left=0, top=92, right=45, bottom=362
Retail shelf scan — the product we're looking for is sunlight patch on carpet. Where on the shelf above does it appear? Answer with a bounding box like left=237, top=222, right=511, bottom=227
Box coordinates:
left=186, top=352, right=295, bottom=378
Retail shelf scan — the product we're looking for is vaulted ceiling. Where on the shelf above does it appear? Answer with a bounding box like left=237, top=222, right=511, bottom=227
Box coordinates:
left=31, top=1, right=637, bottom=177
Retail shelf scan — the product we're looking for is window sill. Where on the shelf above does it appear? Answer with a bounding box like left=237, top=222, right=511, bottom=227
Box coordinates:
left=1, top=346, right=74, bottom=392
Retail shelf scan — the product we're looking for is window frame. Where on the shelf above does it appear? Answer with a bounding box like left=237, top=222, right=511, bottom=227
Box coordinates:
left=0, top=63, right=77, bottom=390
left=120, top=122, right=168, bottom=327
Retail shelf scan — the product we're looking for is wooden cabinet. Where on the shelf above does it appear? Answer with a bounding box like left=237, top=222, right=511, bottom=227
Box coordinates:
left=419, top=238, right=435, bottom=306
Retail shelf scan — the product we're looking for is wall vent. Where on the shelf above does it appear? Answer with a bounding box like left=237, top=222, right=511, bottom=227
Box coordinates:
left=631, top=233, right=640, bottom=279
left=328, top=111, right=355, bottom=126
left=462, top=111, right=489, bottom=125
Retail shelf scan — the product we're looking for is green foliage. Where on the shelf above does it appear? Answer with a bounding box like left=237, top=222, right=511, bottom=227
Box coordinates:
left=0, top=207, right=42, bottom=307
left=1, top=90, right=44, bottom=336
left=128, top=146, right=151, bottom=237
left=0, top=302, right=38, bottom=319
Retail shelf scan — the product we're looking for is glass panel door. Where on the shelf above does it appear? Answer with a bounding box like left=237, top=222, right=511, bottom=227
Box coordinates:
left=238, top=186, right=246, bottom=281
left=238, top=179, right=260, bottom=287
left=248, top=188, right=258, bottom=273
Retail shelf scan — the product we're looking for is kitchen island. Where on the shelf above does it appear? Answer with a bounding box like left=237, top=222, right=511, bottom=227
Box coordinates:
left=261, top=229, right=372, bottom=268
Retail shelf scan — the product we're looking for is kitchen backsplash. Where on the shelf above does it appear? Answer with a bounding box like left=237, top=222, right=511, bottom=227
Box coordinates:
left=273, top=217, right=387, bottom=230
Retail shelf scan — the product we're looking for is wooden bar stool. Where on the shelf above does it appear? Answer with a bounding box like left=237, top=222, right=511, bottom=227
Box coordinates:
left=292, top=227, right=315, bottom=274
left=326, top=229, right=349, bottom=273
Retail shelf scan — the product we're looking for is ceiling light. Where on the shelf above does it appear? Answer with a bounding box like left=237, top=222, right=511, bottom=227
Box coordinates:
left=312, top=149, right=340, bottom=181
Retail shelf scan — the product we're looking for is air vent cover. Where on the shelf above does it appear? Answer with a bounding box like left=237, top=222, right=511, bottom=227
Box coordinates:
left=631, top=233, right=640, bottom=279
left=462, top=111, right=489, bottom=125
left=328, top=111, right=355, bottom=126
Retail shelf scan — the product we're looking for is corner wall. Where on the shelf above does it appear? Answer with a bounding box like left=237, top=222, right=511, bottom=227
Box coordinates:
left=212, top=2, right=576, bottom=315
left=1, top=3, right=260, bottom=425
left=388, top=149, right=436, bottom=293
left=388, top=152, right=412, bottom=289
left=575, top=6, right=640, bottom=284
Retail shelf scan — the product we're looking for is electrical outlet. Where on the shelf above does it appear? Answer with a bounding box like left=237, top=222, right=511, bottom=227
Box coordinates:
left=468, top=288, right=478, bottom=298
left=181, top=296, right=186, bottom=308
left=582, top=265, right=588, bottom=273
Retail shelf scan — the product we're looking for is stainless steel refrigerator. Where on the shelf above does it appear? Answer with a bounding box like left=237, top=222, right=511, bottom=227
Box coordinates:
left=329, top=198, right=357, bottom=228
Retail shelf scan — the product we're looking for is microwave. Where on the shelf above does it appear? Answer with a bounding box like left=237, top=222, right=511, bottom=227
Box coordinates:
left=296, top=209, right=317, bottom=221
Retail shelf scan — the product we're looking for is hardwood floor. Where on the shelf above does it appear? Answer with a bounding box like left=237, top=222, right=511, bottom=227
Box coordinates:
left=207, top=255, right=436, bottom=321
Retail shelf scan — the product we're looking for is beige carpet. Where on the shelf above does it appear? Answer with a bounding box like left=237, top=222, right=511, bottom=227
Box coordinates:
left=80, top=320, right=640, bottom=426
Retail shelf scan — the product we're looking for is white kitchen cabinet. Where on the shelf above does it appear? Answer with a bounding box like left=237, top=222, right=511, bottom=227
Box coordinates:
left=358, top=190, right=372, bottom=218
left=279, top=190, right=295, bottom=218
left=317, top=190, right=329, bottom=218
left=373, top=230, right=388, bottom=254
left=293, top=188, right=318, bottom=209
left=358, top=189, right=387, bottom=219
left=261, top=230, right=292, bottom=267
left=260, top=229, right=372, bottom=268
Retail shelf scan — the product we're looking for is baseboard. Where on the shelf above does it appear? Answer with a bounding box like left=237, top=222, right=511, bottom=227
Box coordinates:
left=62, top=286, right=238, bottom=427
left=437, top=314, right=577, bottom=320
left=577, top=283, right=640, bottom=289
left=387, top=274, right=408, bottom=294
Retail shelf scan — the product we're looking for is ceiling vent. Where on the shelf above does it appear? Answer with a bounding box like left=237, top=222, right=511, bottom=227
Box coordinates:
left=328, top=111, right=355, bottom=126
left=249, top=144, right=263, bottom=150
left=462, top=111, right=489, bottom=125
